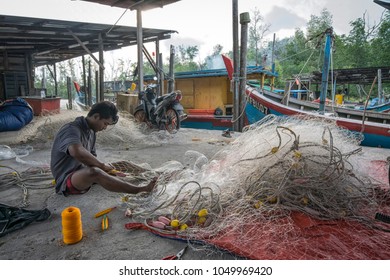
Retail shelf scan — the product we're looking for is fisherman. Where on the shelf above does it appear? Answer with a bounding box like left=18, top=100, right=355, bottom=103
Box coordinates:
left=50, top=101, right=156, bottom=196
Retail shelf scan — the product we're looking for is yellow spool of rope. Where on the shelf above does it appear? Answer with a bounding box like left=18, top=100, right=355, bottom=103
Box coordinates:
left=61, top=206, right=83, bottom=245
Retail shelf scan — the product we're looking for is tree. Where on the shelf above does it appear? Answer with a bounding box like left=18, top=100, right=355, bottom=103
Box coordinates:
left=370, top=11, right=390, bottom=66
left=174, top=44, right=200, bottom=72
left=248, top=8, right=270, bottom=66
left=345, top=17, right=371, bottom=68
left=306, top=9, right=333, bottom=43
left=276, top=28, right=312, bottom=83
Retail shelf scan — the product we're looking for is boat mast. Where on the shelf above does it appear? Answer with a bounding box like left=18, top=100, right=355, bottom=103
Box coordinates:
left=319, top=28, right=333, bottom=114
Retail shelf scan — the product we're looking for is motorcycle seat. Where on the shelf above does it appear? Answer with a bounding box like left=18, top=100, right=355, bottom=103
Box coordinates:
left=156, top=96, right=164, bottom=103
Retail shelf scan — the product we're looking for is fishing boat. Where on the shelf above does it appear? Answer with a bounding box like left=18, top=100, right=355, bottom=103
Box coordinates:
left=173, top=66, right=276, bottom=130
left=245, top=76, right=390, bottom=125
left=222, top=28, right=390, bottom=149
left=353, top=98, right=390, bottom=113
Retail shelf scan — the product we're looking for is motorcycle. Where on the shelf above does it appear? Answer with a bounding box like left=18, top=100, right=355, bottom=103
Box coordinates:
left=133, top=83, right=187, bottom=132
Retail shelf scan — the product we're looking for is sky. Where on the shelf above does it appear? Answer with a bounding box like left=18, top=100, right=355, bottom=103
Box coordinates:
left=2, top=0, right=387, bottom=63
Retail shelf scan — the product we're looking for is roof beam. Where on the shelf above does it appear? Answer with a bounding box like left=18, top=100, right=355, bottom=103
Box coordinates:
left=67, top=29, right=105, bottom=69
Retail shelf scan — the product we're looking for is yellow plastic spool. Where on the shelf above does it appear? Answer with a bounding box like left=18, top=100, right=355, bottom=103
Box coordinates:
left=61, top=206, right=83, bottom=245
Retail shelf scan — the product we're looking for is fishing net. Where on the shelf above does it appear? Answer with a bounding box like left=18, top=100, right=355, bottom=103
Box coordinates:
left=121, top=115, right=390, bottom=259
left=5, top=108, right=173, bottom=150
left=0, top=166, right=53, bottom=208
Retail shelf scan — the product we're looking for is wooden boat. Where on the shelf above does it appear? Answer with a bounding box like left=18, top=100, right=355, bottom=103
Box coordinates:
left=246, top=81, right=390, bottom=125
left=352, top=98, right=390, bottom=113
left=173, top=67, right=276, bottom=130
left=244, top=85, right=390, bottom=148
left=223, top=29, right=390, bottom=148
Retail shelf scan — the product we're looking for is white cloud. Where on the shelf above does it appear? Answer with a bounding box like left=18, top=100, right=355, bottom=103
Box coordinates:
left=265, top=6, right=307, bottom=33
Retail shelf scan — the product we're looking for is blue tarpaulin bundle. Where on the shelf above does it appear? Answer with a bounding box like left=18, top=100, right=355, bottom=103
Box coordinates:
left=0, top=98, right=33, bottom=132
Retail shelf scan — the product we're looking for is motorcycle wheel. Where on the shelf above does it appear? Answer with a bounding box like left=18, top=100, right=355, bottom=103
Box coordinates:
left=134, top=109, right=152, bottom=127
left=165, top=108, right=180, bottom=133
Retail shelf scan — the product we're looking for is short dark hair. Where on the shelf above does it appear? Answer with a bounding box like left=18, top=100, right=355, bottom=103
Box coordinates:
left=87, top=101, right=119, bottom=124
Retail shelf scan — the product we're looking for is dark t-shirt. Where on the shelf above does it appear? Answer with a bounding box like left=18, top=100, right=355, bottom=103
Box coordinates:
left=50, top=116, right=96, bottom=194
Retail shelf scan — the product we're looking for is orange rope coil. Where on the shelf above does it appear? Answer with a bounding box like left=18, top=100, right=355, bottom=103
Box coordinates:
left=61, top=206, right=83, bottom=244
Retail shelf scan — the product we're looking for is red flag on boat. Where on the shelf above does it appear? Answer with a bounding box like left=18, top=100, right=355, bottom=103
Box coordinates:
left=222, top=54, right=234, bottom=80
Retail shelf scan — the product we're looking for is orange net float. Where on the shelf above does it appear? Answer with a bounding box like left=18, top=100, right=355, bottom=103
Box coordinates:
left=61, top=206, right=83, bottom=245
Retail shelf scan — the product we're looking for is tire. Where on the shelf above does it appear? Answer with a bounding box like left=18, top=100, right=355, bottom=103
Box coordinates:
left=134, top=109, right=147, bottom=122
left=134, top=109, right=153, bottom=128
left=165, top=108, right=180, bottom=133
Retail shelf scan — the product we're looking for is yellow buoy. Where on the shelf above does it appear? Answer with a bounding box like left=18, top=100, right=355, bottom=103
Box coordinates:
left=170, top=219, right=180, bottom=228
left=197, top=217, right=206, bottom=224
left=293, top=150, right=302, bottom=158
left=254, top=200, right=263, bottom=209
left=198, top=209, right=208, bottom=217
left=61, top=206, right=83, bottom=245
left=267, top=196, right=277, bottom=204
left=179, top=224, right=188, bottom=231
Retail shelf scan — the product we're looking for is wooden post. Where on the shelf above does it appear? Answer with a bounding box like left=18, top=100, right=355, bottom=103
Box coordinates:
left=271, top=33, right=276, bottom=73
left=137, top=9, right=144, bottom=93
left=378, top=68, right=382, bottom=104
left=25, top=53, right=32, bottom=95
left=238, top=12, right=250, bottom=132
left=82, top=55, right=87, bottom=104
left=98, top=33, right=104, bottom=101
left=271, top=76, right=275, bottom=91
left=53, top=63, right=58, bottom=97
left=232, top=0, right=239, bottom=132
left=88, top=60, right=92, bottom=106
left=95, top=70, right=99, bottom=103
left=159, top=53, right=164, bottom=96
left=168, top=45, right=175, bottom=93
left=67, top=76, right=72, bottom=110
left=155, top=39, right=162, bottom=97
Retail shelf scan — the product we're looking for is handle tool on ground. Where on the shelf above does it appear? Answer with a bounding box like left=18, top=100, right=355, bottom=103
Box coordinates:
left=162, top=245, right=188, bottom=260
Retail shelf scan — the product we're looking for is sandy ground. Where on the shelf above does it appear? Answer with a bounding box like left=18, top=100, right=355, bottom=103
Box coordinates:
left=0, top=113, right=241, bottom=260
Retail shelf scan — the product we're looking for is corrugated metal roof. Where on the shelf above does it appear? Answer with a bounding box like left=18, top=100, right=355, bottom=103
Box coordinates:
left=0, top=14, right=177, bottom=67
left=374, top=0, right=390, bottom=10
left=81, top=0, right=181, bottom=11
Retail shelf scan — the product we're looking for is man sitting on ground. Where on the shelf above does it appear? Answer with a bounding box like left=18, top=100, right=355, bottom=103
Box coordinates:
left=50, top=101, right=156, bottom=196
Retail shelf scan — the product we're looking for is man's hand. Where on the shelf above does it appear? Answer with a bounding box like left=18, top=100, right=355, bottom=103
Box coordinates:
left=102, top=163, right=115, bottom=173
left=107, top=169, right=127, bottom=177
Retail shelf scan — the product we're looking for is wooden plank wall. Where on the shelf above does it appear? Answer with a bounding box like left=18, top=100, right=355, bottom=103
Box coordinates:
left=175, top=76, right=231, bottom=114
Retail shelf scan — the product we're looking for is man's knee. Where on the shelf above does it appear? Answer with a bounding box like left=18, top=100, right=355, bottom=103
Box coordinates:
left=86, top=166, right=105, bottom=178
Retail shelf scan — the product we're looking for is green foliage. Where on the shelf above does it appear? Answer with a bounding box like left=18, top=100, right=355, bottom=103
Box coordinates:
left=306, top=9, right=333, bottom=42
left=173, top=44, right=201, bottom=72
left=371, top=11, right=390, bottom=66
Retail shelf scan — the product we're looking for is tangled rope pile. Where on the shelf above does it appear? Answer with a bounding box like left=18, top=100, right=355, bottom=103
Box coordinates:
left=119, top=115, right=390, bottom=259
left=0, top=166, right=53, bottom=207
